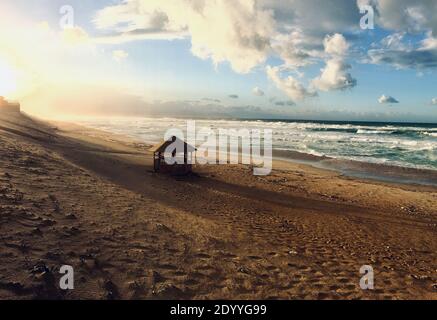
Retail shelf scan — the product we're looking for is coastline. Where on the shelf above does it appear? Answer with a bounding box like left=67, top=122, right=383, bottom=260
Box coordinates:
left=55, top=118, right=437, bottom=192
left=58, top=116, right=437, bottom=187
left=0, top=112, right=436, bottom=299
left=56, top=118, right=437, bottom=187
left=273, top=149, right=437, bottom=187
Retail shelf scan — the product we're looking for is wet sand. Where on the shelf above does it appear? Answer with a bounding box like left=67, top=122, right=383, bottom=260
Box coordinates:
left=0, top=111, right=436, bottom=299
left=273, top=149, right=437, bottom=187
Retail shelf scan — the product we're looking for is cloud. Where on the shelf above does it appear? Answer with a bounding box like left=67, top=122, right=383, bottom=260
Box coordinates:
left=93, top=0, right=437, bottom=105
left=368, top=48, right=437, bottom=69
left=266, top=65, right=316, bottom=101
left=61, top=26, right=90, bottom=45
left=312, top=34, right=356, bottom=91
left=362, top=2, right=437, bottom=70
left=261, top=0, right=362, bottom=34
left=312, top=58, right=357, bottom=91
left=112, top=50, right=129, bottom=62
left=274, top=100, right=295, bottom=106
left=431, top=98, right=437, bottom=105
left=202, top=98, right=221, bottom=103
left=379, top=32, right=409, bottom=50
left=92, top=0, right=437, bottom=76
left=95, top=0, right=275, bottom=73
left=324, top=33, right=350, bottom=56
left=368, top=33, right=437, bottom=69
left=93, top=2, right=189, bottom=44
left=94, top=4, right=172, bottom=31
left=228, top=94, right=239, bottom=99
left=362, top=0, right=437, bottom=36
left=92, top=0, right=365, bottom=74
left=378, top=94, right=399, bottom=104
left=421, top=35, right=437, bottom=50
left=94, top=30, right=186, bottom=44
left=271, top=30, right=321, bottom=69
left=252, top=87, right=265, bottom=96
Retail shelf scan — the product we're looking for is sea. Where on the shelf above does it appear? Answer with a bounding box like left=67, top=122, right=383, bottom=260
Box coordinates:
left=69, top=117, right=437, bottom=173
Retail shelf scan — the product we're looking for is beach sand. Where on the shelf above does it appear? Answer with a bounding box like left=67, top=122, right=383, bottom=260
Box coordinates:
left=0, top=111, right=436, bottom=300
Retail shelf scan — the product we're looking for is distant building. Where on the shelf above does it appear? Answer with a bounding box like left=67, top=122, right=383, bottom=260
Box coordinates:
left=0, top=96, right=20, bottom=113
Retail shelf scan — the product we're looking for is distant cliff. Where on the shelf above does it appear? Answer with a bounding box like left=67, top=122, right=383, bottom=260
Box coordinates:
left=0, top=96, right=20, bottom=113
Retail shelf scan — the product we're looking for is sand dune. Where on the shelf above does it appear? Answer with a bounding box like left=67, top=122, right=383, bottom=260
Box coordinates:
left=0, top=112, right=435, bottom=299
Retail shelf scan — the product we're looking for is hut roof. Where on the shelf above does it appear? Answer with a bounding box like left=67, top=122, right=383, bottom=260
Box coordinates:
left=150, top=136, right=196, bottom=153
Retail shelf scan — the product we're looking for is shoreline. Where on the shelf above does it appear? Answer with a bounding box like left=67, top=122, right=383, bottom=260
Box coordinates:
left=49, top=115, right=437, bottom=183
left=273, top=149, right=437, bottom=187
left=54, top=119, right=437, bottom=187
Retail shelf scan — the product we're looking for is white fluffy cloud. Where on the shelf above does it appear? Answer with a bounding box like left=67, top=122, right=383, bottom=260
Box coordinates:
left=378, top=95, right=399, bottom=104
left=252, top=87, right=265, bottom=96
left=95, top=0, right=275, bottom=73
left=324, top=33, right=350, bottom=56
left=312, top=34, right=356, bottom=92
left=93, top=0, right=367, bottom=74
left=270, top=33, right=356, bottom=99
left=93, top=1, right=437, bottom=70
left=266, top=66, right=316, bottom=101
left=431, top=98, right=437, bottom=105
left=93, top=0, right=437, bottom=100
left=312, top=59, right=357, bottom=91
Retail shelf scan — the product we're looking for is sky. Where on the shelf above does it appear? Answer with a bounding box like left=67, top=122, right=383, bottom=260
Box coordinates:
left=0, top=0, right=436, bottom=122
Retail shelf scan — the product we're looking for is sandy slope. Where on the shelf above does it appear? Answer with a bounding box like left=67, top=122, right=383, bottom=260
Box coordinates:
left=0, top=112, right=435, bottom=299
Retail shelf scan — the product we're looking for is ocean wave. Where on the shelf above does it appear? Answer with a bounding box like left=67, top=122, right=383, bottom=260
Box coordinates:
left=422, top=132, right=437, bottom=138
left=73, top=116, right=437, bottom=171
left=308, top=128, right=358, bottom=133
left=356, top=129, right=394, bottom=134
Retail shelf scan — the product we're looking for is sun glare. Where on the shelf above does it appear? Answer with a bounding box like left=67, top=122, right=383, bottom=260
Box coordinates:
left=0, top=59, right=18, bottom=98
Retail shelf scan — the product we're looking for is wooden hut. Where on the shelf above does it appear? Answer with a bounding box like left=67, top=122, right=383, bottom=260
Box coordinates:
left=151, top=136, right=196, bottom=175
